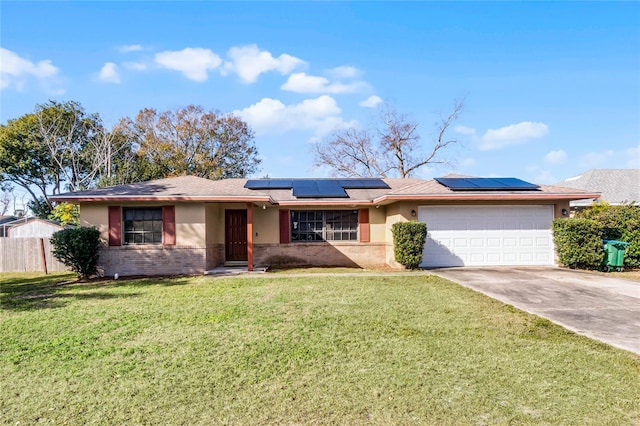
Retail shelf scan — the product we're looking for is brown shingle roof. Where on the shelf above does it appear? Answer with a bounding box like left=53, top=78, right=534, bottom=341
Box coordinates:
left=50, top=175, right=600, bottom=204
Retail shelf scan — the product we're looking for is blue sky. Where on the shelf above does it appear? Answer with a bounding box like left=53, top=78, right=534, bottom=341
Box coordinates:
left=1, top=1, right=639, bottom=186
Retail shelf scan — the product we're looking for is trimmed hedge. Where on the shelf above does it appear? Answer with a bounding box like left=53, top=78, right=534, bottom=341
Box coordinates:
left=392, top=221, right=427, bottom=269
left=575, top=204, right=640, bottom=269
left=51, top=227, right=101, bottom=279
left=552, top=218, right=603, bottom=269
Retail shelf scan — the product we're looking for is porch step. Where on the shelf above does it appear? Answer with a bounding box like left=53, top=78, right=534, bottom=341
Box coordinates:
left=224, top=261, right=248, bottom=267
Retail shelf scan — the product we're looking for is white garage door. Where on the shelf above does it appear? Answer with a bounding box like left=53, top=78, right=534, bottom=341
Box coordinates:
left=418, top=205, right=554, bottom=267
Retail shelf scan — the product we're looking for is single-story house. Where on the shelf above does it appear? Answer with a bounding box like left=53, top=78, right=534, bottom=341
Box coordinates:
left=5, top=218, right=68, bottom=238
left=50, top=175, right=598, bottom=276
left=555, top=169, right=639, bottom=210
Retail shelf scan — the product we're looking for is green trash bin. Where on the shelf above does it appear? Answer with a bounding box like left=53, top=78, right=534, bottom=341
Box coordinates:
left=602, top=240, right=630, bottom=272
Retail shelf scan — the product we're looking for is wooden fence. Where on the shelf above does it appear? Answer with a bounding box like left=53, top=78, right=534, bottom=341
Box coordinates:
left=0, top=237, right=69, bottom=273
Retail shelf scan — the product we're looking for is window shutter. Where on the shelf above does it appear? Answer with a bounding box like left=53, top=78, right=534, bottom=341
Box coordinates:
left=279, top=209, right=290, bottom=244
left=108, top=206, right=122, bottom=246
left=359, top=208, right=370, bottom=243
left=162, top=205, right=176, bottom=246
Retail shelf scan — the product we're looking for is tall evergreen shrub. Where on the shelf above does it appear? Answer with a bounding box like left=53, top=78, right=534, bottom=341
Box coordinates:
left=392, top=221, right=427, bottom=269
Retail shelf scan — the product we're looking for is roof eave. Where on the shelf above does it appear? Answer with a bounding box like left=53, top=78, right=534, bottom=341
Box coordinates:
left=276, top=199, right=374, bottom=207
left=373, top=192, right=602, bottom=203
left=50, top=195, right=274, bottom=203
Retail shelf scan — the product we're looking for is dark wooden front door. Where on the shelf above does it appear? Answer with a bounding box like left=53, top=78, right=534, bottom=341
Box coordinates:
left=225, top=210, right=248, bottom=261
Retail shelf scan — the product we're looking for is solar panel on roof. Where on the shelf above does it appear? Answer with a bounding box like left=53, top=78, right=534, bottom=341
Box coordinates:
left=244, top=179, right=293, bottom=189
left=339, top=178, right=390, bottom=189
left=292, top=180, right=348, bottom=197
left=245, top=177, right=386, bottom=198
left=435, top=177, right=539, bottom=191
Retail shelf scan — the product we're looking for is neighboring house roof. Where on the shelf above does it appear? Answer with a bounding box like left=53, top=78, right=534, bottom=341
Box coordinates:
left=554, top=169, right=640, bottom=207
left=51, top=175, right=599, bottom=206
left=7, top=218, right=66, bottom=230
left=0, top=215, right=20, bottom=225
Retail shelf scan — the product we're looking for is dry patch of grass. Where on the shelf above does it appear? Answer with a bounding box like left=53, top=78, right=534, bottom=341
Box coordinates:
left=1, top=272, right=639, bottom=425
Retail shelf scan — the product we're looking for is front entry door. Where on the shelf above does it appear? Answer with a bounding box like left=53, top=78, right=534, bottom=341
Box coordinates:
left=225, top=209, right=248, bottom=261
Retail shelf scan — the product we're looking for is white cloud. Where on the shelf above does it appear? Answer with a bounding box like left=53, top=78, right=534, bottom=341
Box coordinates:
left=98, top=62, right=120, bottom=83
left=543, top=149, right=567, bottom=165
left=281, top=72, right=367, bottom=94
left=123, top=62, right=147, bottom=71
left=222, top=44, right=305, bottom=83
left=155, top=47, right=222, bottom=82
left=479, top=121, right=548, bottom=150
left=326, top=66, right=359, bottom=79
left=119, top=44, right=144, bottom=53
left=360, top=95, right=383, bottom=108
left=234, top=95, right=356, bottom=136
left=454, top=125, right=476, bottom=135
left=0, top=48, right=61, bottom=91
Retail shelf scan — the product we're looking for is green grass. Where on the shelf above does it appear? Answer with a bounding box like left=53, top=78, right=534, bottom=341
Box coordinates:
left=1, top=272, right=639, bottom=425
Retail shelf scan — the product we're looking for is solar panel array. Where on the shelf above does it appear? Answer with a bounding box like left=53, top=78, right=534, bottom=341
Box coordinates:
left=434, top=177, right=540, bottom=191
left=244, top=178, right=390, bottom=198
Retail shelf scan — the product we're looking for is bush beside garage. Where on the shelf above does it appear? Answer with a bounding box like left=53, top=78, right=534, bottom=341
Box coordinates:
left=552, top=204, right=639, bottom=270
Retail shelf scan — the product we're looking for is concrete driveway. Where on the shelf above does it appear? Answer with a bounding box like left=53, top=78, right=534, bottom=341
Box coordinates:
left=431, top=267, right=640, bottom=354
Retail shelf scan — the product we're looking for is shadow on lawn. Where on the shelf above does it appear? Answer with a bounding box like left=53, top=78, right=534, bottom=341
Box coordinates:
left=1, top=274, right=193, bottom=311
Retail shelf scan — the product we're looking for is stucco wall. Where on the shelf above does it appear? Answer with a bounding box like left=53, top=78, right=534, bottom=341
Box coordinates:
left=80, top=202, right=207, bottom=246
left=80, top=203, right=109, bottom=240
left=175, top=203, right=205, bottom=246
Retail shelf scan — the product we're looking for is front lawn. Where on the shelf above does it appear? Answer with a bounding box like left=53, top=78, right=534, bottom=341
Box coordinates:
left=1, top=272, right=638, bottom=424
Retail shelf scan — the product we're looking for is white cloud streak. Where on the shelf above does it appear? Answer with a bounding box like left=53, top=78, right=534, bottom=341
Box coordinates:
left=281, top=72, right=367, bottom=94
left=98, top=62, right=120, bottom=83
left=222, top=44, right=305, bottom=83
left=234, top=95, right=356, bottom=136
left=155, top=47, right=222, bottom=82
left=479, top=121, right=548, bottom=150
left=326, top=66, right=359, bottom=79
left=359, top=95, right=383, bottom=108
left=0, top=48, right=61, bottom=91
left=119, top=44, right=144, bottom=53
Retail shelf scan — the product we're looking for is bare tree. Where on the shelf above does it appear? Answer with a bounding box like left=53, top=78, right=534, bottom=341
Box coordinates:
left=35, top=100, right=109, bottom=193
left=314, top=100, right=464, bottom=178
left=0, top=182, right=12, bottom=216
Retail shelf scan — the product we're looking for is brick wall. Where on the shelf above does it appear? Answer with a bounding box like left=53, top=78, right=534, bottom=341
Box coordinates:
left=206, top=244, right=225, bottom=269
left=99, top=245, right=207, bottom=276
left=254, top=242, right=390, bottom=269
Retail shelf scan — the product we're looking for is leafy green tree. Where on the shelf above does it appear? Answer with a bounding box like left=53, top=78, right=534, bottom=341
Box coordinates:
left=0, top=113, right=56, bottom=210
left=116, top=105, right=261, bottom=181
left=27, top=197, right=52, bottom=220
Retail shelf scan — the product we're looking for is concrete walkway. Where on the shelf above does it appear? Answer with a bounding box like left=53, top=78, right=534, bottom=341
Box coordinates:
left=430, top=267, right=640, bottom=354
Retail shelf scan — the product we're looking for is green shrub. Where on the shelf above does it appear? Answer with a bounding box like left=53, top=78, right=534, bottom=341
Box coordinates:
left=552, top=218, right=603, bottom=269
left=51, top=227, right=101, bottom=279
left=575, top=204, right=640, bottom=268
left=392, top=221, right=427, bottom=269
